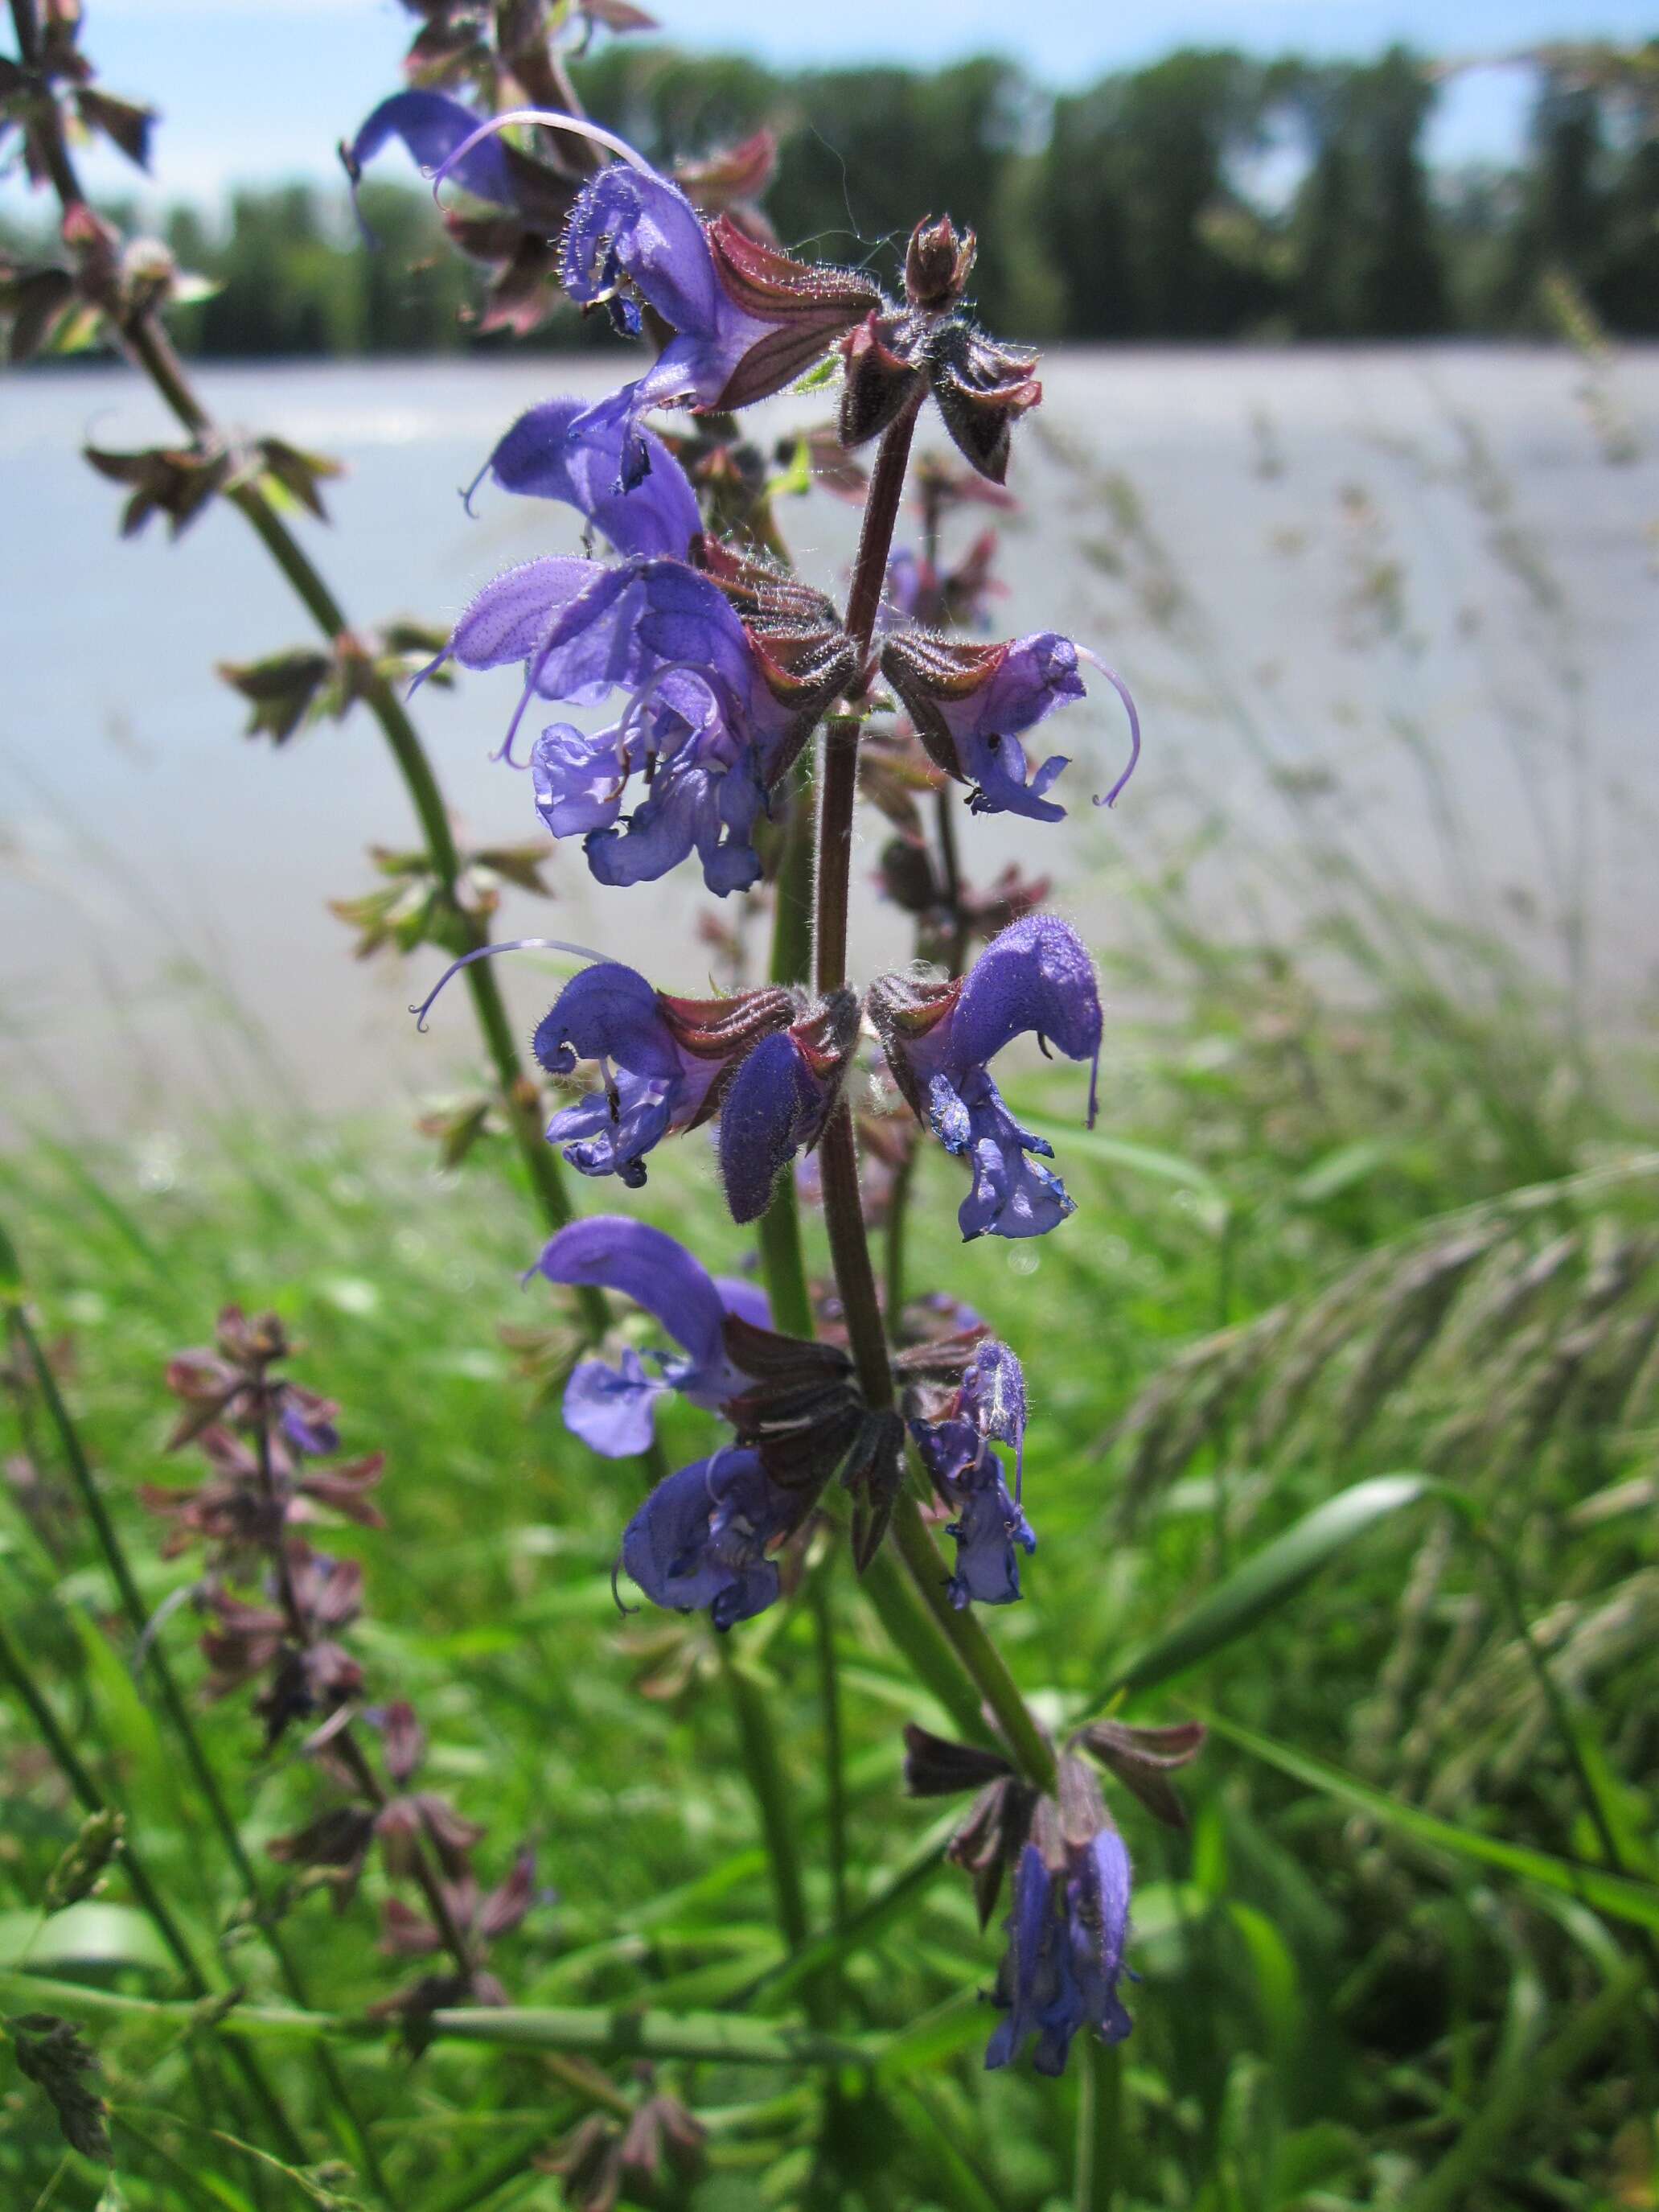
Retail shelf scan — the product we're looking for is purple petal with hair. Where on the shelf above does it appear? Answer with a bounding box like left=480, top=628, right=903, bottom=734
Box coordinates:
left=535, top=1218, right=758, bottom=1453
left=535, top=962, right=723, bottom=1188
left=560, top=166, right=769, bottom=487
left=955, top=635, right=1084, bottom=823
left=986, top=1844, right=1083, bottom=2074
left=898, top=915, right=1103, bottom=1242
left=913, top=1411, right=1034, bottom=1607
left=475, top=397, right=700, bottom=559
left=446, top=553, right=794, bottom=894
left=1069, top=1829, right=1134, bottom=2047
left=961, top=1340, right=1028, bottom=1489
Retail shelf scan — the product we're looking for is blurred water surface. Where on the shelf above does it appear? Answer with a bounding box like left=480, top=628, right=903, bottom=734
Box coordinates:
left=2, top=345, right=1655, bottom=1139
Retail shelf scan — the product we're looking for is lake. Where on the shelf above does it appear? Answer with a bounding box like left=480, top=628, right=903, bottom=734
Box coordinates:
left=2, top=345, right=1656, bottom=1140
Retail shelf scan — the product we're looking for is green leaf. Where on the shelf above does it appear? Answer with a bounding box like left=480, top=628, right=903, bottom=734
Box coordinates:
left=1291, top=1140, right=1389, bottom=1207
left=874, top=1989, right=988, bottom=2085
left=1203, top=1713, right=1659, bottom=1934
left=1093, top=1474, right=1434, bottom=1702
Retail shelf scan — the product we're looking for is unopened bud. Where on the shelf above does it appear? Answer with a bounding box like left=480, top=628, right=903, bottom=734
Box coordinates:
left=905, top=215, right=977, bottom=311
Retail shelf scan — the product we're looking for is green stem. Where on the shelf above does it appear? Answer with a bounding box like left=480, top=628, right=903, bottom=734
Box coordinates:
left=0, top=1615, right=308, bottom=2165
left=770, top=767, right=819, bottom=993
left=810, top=1564, right=849, bottom=1969
left=1074, top=2038, right=1122, bottom=2210
left=7, top=22, right=601, bottom=1336
left=722, top=1648, right=811, bottom=1956
left=5, top=1285, right=391, bottom=2199
left=889, top=1499, right=1058, bottom=1793
left=881, top=1141, right=917, bottom=1323
left=755, top=1181, right=814, bottom=1342
left=0, top=1968, right=873, bottom=2070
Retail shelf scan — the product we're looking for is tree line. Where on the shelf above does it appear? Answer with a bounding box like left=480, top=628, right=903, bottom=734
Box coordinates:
left=18, top=40, right=1657, bottom=358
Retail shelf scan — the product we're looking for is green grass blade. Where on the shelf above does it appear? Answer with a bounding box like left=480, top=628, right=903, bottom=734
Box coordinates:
left=1400, top=1955, right=1646, bottom=2212
left=0, top=1967, right=875, bottom=2070
left=1092, top=1474, right=1434, bottom=1703
left=1201, top=1713, right=1659, bottom=1934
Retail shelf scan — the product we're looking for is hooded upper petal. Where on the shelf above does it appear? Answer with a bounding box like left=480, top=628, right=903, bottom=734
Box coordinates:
left=562, top=165, right=727, bottom=345
left=478, top=397, right=701, bottom=559
left=343, top=92, right=517, bottom=211
left=941, top=914, right=1103, bottom=1083
left=534, top=1217, right=737, bottom=1403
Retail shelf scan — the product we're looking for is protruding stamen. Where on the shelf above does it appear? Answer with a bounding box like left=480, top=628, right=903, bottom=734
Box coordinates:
left=1079, top=647, right=1142, bottom=809
left=429, top=109, right=656, bottom=212
left=409, top=937, right=607, bottom=1033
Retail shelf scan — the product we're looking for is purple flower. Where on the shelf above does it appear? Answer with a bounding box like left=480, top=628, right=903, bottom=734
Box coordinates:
left=436, top=553, right=815, bottom=896
left=558, top=162, right=881, bottom=490
left=881, top=631, right=1086, bottom=823
left=466, top=397, right=701, bottom=561
left=533, top=962, right=795, bottom=1190
left=619, top=1446, right=794, bottom=1630
left=985, top=1834, right=1132, bottom=2075
left=532, top=1217, right=766, bottom=1458
left=716, top=994, right=858, bottom=1226
left=870, top=915, right=1103, bottom=1241
left=341, top=92, right=517, bottom=224
left=911, top=1339, right=1033, bottom=1606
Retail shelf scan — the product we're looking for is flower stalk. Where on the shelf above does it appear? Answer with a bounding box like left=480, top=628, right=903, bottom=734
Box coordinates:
left=5, top=0, right=601, bottom=1334
left=2, top=1256, right=388, bottom=2194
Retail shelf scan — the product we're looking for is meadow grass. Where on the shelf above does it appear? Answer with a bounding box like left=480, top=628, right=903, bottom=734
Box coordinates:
left=3, top=914, right=1657, bottom=2211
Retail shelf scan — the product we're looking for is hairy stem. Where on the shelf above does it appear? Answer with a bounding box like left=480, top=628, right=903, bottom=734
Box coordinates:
left=809, top=390, right=1060, bottom=1797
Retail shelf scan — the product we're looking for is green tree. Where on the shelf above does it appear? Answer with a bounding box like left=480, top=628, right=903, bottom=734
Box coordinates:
left=1038, top=51, right=1279, bottom=340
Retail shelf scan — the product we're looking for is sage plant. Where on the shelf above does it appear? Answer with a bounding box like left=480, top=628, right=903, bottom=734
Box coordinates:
left=371, top=58, right=1172, bottom=2075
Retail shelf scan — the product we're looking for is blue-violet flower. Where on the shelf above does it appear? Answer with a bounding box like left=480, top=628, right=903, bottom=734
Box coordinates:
left=532, top=1216, right=767, bottom=1458
left=869, top=915, right=1103, bottom=1240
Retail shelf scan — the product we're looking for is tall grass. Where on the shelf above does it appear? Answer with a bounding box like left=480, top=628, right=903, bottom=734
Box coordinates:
left=4, top=348, right=1657, bottom=2207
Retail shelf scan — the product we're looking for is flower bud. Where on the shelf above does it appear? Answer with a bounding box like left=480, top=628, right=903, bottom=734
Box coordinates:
left=905, top=214, right=977, bottom=311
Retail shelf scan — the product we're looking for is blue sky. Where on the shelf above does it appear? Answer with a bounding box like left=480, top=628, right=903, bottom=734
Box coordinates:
left=6, top=0, right=1653, bottom=207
